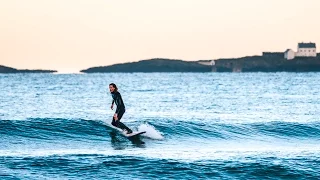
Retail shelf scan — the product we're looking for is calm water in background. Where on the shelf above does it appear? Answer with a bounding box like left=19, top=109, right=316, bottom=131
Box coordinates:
left=1, top=73, right=320, bottom=179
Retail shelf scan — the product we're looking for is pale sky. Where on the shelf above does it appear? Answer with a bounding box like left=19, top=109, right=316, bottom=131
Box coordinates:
left=1, top=0, right=320, bottom=72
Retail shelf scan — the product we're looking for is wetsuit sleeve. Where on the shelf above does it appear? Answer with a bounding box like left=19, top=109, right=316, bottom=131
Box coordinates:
left=115, top=93, right=124, bottom=114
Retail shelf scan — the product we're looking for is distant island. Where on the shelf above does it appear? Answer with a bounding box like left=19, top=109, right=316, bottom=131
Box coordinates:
left=82, top=42, right=320, bottom=73
left=0, top=65, right=57, bottom=73
left=80, top=56, right=320, bottom=73
left=81, top=59, right=212, bottom=73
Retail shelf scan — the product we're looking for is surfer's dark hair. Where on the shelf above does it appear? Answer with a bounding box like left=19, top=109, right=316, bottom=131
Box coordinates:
left=109, top=83, right=118, bottom=92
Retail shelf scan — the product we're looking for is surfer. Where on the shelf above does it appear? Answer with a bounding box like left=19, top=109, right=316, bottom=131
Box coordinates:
left=109, top=83, right=133, bottom=134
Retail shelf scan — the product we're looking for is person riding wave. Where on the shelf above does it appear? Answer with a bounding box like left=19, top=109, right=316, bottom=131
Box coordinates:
left=109, top=83, right=133, bottom=134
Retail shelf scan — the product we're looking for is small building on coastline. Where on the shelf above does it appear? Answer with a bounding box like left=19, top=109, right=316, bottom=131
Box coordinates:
left=284, top=49, right=295, bottom=60
left=284, top=42, right=317, bottom=60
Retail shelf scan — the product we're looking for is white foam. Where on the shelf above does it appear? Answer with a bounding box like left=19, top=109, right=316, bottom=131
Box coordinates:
left=138, top=123, right=164, bottom=140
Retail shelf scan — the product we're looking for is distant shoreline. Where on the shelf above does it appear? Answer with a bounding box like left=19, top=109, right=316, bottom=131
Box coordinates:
left=3, top=54, right=320, bottom=74
left=80, top=58, right=212, bottom=73
left=0, top=65, right=57, bottom=74
left=80, top=56, right=320, bottom=73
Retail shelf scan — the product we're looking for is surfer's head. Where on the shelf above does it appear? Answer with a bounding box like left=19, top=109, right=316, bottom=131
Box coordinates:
left=109, top=83, right=118, bottom=93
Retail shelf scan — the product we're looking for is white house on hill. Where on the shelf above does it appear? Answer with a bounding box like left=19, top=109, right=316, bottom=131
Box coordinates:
left=284, top=42, right=317, bottom=60
left=284, top=49, right=295, bottom=60
left=296, top=43, right=317, bottom=57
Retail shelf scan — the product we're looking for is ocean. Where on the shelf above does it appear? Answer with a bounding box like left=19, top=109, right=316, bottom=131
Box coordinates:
left=1, top=73, right=320, bottom=179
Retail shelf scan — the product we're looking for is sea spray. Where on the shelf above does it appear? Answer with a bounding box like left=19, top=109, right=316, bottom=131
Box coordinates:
left=138, top=123, right=164, bottom=140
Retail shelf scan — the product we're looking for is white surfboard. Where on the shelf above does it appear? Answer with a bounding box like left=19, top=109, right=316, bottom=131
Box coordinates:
left=124, top=131, right=146, bottom=138
left=107, top=123, right=146, bottom=138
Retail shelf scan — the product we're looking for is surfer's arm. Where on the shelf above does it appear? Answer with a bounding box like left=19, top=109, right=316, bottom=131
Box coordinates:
left=114, top=97, right=120, bottom=120
left=115, top=101, right=120, bottom=114
left=111, top=100, right=114, bottom=110
left=115, top=93, right=124, bottom=114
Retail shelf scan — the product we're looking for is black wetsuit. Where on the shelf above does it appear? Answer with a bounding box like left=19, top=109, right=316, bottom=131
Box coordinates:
left=111, top=91, right=132, bottom=133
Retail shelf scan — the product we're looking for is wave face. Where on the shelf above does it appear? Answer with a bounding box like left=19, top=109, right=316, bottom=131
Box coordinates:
left=1, top=73, right=320, bottom=179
